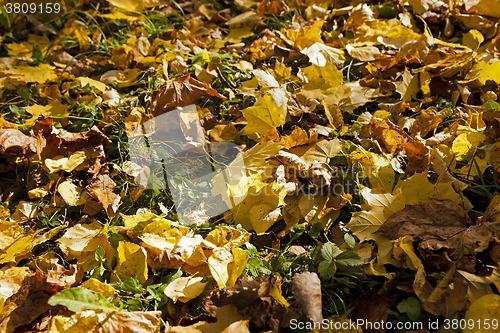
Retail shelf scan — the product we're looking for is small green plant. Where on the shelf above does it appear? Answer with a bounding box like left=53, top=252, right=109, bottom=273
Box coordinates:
left=111, top=276, right=170, bottom=312
left=89, top=245, right=115, bottom=281
left=317, top=242, right=362, bottom=280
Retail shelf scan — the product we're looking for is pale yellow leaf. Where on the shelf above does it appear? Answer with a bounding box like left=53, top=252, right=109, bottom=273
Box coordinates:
left=58, top=181, right=87, bottom=206
left=164, top=276, right=206, bottom=303
left=44, top=151, right=88, bottom=173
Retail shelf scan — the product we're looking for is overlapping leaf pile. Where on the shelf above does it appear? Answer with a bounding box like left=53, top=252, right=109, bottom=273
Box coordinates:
left=2, top=0, right=500, bottom=331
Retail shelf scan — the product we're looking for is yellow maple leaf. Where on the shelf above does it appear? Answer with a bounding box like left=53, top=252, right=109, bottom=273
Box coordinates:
left=464, top=294, right=500, bottom=333
left=300, top=63, right=343, bottom=90
left=23, top=102, right=68, bottom=125
left=225, top=174, right=286, bottom=233
left=241, top=94, right=284, bottom=136
left=292, top=19, right=324, bottom=50
left=76, top=77, right=108, bottom=93
left=395, top=68, right=420, bottom=102
left=451, top=127, right=486, bottom=162
left=3, top=63, right=58, bottom=84
left=300, top=42, right=345, bottom=67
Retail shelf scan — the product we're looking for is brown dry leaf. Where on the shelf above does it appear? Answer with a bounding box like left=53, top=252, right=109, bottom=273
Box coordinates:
left=46, top=263, right=84, bottom=288
left=207, top=275, right=284, bottom=332
left=399, top=141, right=429, bottom=174
left=284, top=126, right=318, bottom=148
left=84, top=172, right=117, bottom=217
left=0, top=129, right=37, bottom=157
left=410, top=107, right=450, bottom=137
left=413, top=265, right=468, bottom=317
left=377, top=200, right=493, bottom=272
left=483, top=195, right=500, bottom=225
left=149, top=74, right=226, bottom=117
left=256, top=0, right=288, bottom=15
left=491, top=140, right=500, bottom=173
left=0, top=274, right=55, bottom=333
left=0, top=267, right=33, bottom=311
left=93, top=188, right=120, bottom=219
left=291, top=271, right=322, bottom=323
left=209, top=123, right=238, bottom=142
left=50, top=310, right=162, bottom=333
left=168, top=304, right=250, bottom=333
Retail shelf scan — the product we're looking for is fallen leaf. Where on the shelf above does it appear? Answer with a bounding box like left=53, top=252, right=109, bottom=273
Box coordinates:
left=164, top=276, right=207, bottom=303
left=377, top=200, right=492, bottom=272
left=0, top=129, right=37, bottom=157
left=291, top=271, right=322, bottom=323
left=48, top=287, right=118, bottom=312
left=149, top=74, right=226, bottom=118
left=57, top=181, right=87, bottom=206
left=169, top=304, right=250, bottom=333
left=111, top=241, right=148, bottom=284
left=241, top=94, right=284, bottom=137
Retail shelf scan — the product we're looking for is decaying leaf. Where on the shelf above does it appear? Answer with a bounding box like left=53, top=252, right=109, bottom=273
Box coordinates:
left=149, top=74, right=226, bottom=117
left=206, top=275, right=285, bottom=332
left=291, top=272, right=322, bottom=323
left=377, top=200, right=493, bottom=272
left=0, top=129, right=37, bottom=157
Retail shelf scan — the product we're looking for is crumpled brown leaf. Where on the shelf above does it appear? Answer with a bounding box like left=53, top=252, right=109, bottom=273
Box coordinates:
left=483, top=195, right=500, bottom=227
left=168, top=304, right=249, bottom=333
left=413, top=264, right=468, bottom=317
left=0, top=129, right=37, bottom=157
left=291, top=271, right=323, bottom=324
left=0, top=273, right=56, bottom=333
left=33, top=118, right=110, bottom=175
left=83, top=170, right=119, bottom=217
left=206, top=275, right=285, bottom=332
left=149, top=74, right=226, bottom=117
left=46, top=263, right=84, bottom=289
left=377, top=200, right=494, bottom=272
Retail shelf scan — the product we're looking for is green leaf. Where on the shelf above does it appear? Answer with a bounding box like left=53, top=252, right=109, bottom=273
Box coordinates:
left=321, top=242, right=340, bottom=261
left=486, top=99, right=500, bottom=111
left=318, top=260, right=336, bottom=279
left=117, top=277, right=143, bottom=294
left=335, top=251, right=362, bottom=266
left=48, top=287, right=118, bottom=312
left=397, top=297, right=421, bottom=321
left=308, top=222, right=323, bottom=239
left=344, top=233, right=356, bottom=248
left=95, top=245, right=106, bottom=261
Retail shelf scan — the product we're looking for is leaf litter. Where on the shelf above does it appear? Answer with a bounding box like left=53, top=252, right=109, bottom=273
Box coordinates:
left=1, top=0, right=500, bottom=332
